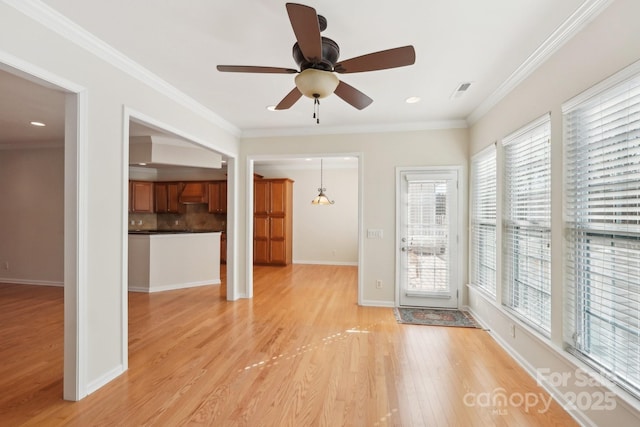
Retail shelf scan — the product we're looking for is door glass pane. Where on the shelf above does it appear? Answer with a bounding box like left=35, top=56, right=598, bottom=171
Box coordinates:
left=406, top=180, right=449, bottom=293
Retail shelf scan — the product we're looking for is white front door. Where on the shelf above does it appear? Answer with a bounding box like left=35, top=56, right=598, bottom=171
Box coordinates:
left=397, top=169, right=459, bottom=308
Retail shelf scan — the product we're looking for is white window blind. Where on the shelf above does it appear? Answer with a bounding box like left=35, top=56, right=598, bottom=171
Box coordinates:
left=564, top=70, right=640, bottom=396
left=502, top=115, right=551, bottom=335
left=471, top=145, right=497, bottom=297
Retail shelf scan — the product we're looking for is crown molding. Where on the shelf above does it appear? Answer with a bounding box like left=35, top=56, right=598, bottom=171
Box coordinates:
left=467, top=0, right=614, bottom=125
left=5, top=0, right=241, bottom=138
left=241, top=119, right=468, bottom=139
left=6, top=0, right=612, bottom=139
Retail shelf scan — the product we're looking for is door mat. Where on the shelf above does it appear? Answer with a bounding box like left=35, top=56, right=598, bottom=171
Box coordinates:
left=393, top=307, right=481, bottom=328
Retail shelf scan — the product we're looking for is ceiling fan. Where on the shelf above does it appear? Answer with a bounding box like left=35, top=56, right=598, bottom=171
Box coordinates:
left=217, top=3, right=416, bottom=122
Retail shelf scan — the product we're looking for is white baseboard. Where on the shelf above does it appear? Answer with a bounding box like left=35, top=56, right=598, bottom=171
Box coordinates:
left=128, top=279, right=220, bottom=293
left=293, top=260, right=358, bottom=266
left=0, top=278, right=63, bottom=287
left=359, top=299, right=395, bottom=307
left=86, top=364, right=125, bottom=395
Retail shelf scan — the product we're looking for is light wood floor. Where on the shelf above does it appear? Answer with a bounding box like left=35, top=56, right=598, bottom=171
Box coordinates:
left=0, top=265, right=577, bottom=426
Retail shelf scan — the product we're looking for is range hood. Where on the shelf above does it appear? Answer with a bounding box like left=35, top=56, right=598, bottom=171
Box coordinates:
left=179, top=182, right=208, bottom=204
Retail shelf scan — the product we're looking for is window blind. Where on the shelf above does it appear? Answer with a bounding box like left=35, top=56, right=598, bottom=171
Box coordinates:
left=564, top=71, right=640, bottom=396
left=405, top=178, right=450, bottom=293
left=502, top=115, right=551, bottom=335
left=471, top=145, right=497, bottom=297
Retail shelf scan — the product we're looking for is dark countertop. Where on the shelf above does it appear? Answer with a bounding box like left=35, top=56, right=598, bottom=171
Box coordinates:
left=128, top=230, right=223, bottom=235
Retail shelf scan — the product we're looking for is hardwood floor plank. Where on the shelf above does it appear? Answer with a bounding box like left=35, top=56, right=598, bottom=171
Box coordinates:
left=0, top=266, right=578, bottom=426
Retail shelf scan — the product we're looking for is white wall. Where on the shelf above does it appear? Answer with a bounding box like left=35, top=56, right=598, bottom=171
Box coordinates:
left=254, top=164, right=359, bottom=265
left=0, top=145, right=64, bottom=285
left=468, top=0, right=640, bottom=425
left=1, top=2, right=239, bottom=398
left=241, top=129, right=469, bottom=305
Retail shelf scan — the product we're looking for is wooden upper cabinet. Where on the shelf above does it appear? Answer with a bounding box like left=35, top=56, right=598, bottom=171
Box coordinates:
left=130, top=181, right=154, bottom=213
left=208, top=181, right=227, bottom=214
left=254, top=179, right=292, bottom=216
left=254, top=180, right=270, bottom=215
left=155, top=182, right=181, bottom=213
left=269, top=180, right=288, bottom=216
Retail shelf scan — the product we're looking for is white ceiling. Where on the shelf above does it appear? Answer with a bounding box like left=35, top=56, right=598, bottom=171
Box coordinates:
left=2, top=0, right=597, bottom=143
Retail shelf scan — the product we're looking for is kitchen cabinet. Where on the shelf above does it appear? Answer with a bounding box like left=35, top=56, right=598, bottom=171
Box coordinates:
left=254, top=178, right=293, bottom=265
left=179, top=182, right=208, bottom=204
left=155, top=182, right=181, bottom=213
left=208, top=181, right=227, bottom=214
left=130, top=181, right=154, bottom=213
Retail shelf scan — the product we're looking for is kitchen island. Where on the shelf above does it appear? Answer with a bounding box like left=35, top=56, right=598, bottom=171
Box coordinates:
left=128, top=231, right=221, bottom=292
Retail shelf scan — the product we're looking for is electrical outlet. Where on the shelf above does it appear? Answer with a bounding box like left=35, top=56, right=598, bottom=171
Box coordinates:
left=376, top=279, right=383, bottom=289
left=510, top=324, right=516, bottom=338
left=3, top=261, right=8, bottom=270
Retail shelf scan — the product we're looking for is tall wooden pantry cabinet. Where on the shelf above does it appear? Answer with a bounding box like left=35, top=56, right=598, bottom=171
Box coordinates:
left=254, top=178, right=294, bottom=265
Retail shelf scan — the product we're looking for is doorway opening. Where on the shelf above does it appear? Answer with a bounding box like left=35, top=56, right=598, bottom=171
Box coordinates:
left=247, top=154, right=363, bottom=302
left=0, top=59, right=86, bottom=401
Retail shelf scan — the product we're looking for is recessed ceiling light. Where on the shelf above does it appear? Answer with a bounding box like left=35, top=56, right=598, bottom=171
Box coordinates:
left=305, top=158, right=313, bottom=161
left=138, top=163, right=147, bottom=166
left=266, top=105, right=277, bottom=111
left=30, top=121, right=46, bottom=127
left=405, top=97, right=421, bottom=104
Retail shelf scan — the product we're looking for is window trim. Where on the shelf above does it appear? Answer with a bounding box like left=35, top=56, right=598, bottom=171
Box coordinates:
left=470, top=143, right=497, bottom=298
left=501, top=113, right=552, bottom=336
left=563, top=60, right=640, bottom=399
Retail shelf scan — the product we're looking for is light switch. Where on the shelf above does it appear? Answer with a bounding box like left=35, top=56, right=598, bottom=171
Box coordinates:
left=367, top=229, right=383, bottom=239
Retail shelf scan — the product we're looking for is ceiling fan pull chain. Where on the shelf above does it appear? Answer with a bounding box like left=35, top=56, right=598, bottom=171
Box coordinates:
left=313, top=96, right=320, bottom=124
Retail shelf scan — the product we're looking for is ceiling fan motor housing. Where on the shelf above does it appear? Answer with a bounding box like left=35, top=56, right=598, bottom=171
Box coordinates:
left=293, top=37, right=340, bottom=72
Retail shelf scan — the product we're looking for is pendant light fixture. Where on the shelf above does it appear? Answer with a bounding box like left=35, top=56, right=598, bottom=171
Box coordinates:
left=311, top=158, right=334, bottom=205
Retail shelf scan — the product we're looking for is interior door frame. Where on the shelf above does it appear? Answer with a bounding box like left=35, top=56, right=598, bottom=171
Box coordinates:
left=0, top=53, right=88, bottom=400
left=395, top=166, right=464, bottom=308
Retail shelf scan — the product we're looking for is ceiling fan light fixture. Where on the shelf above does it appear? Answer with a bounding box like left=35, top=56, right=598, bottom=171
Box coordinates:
left=295, top=68, right=339, bottom=99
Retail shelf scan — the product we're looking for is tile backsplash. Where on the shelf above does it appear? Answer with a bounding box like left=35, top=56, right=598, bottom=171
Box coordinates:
left=129, top=204, right=225, bottom=231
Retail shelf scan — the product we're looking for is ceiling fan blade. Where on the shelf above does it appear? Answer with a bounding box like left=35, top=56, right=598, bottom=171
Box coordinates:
left=334, top=46, right=416, bottom=74
left=286, top=3, right=322, bottom=63
left=275, top=87, right=303, bottom=110
left=217, top=65, right=298, bottom=74
left=334, top=81, right=373, bottom=110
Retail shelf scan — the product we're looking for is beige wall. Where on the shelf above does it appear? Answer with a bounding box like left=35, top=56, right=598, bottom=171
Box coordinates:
left=468, top=0, right=640, bottom=425
left=241, top=129, right=469, bottom=305
left=0, top=145, right=64, bottom=285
